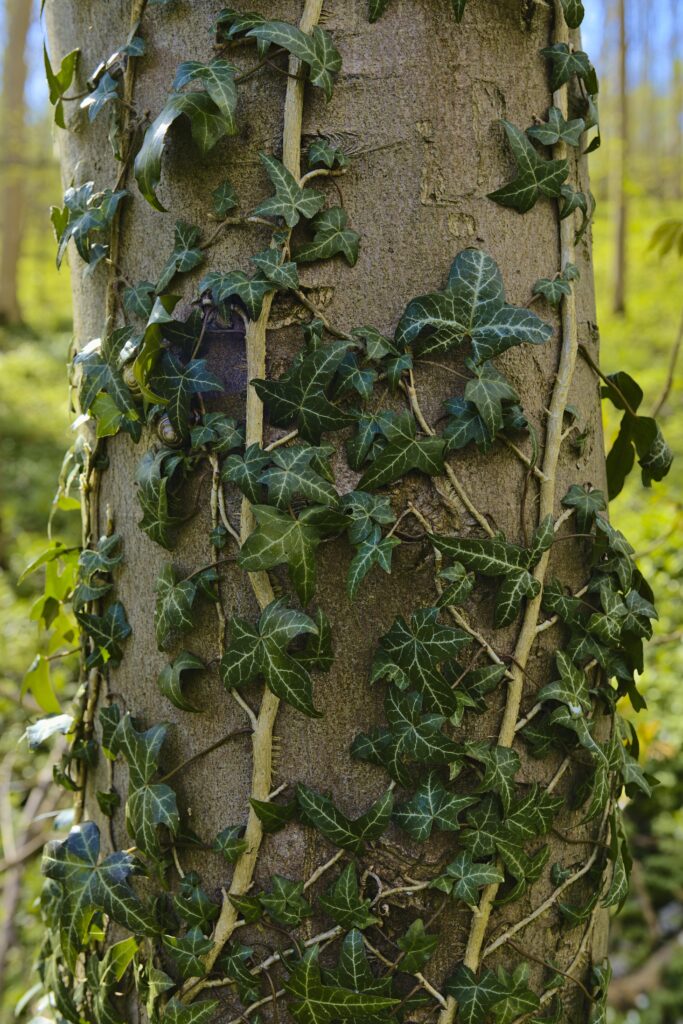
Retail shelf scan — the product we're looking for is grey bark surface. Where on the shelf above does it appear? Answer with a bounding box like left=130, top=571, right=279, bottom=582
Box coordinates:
left=45, top=1, right=609, bottom=1019
left=0, top=0, right=32, bottom=326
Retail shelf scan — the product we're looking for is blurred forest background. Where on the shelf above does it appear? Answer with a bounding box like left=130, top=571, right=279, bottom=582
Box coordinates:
left=0, top=0, right=682, bottom=1021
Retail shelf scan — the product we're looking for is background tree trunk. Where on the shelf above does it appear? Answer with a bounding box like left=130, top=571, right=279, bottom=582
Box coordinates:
left=45, top=2, right=610, bottom=1020
left=612, top=0, right=628, bottom=314
left=0, top=0, right=32, bottom=327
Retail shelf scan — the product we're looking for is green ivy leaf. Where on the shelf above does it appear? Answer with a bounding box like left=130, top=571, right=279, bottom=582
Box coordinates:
left=172, top=59, right=238, bottom=124
left=252, top=339, right=356, bottom=443
left=444, top=965, right=506, bottom=1024
left=135, top=92, right=237, bottom=211
left=213, top=825, right=248, bottom=863
left=44, top=44, right=79, bottom=127
left=540, top=43, right=593, bottom=92
left=532, top=275, right=571, bottom=307
left=397, top=919, right=438, bottom=974
left=260, top=875, right=312, bottom=927
left=307, top=139, right=348, bottom=169
left=296, top=207, right=361, bottom=266
left=464, top=362, right=519, bottom=439
left=560, top=0, right=585, bottom=27
left=318, top=863, right=379, bottom=930
left=251, top=247, right=301, bottom=290
left=252, top=153, right=325, bottom=227
left=155, top=564, right=213, bottom=651
left=250, top=796, right=298, bottom=833
left=238, top=506, right=323, bottom=605
left=347, top=532, right=400, bottom=599
left=488, top=120, right=568, bottom=213
left=527, top=106, right=585, bottom=147
left=285, top=945, right=398, bottom=1024
left=396, top=248, right=552, bottom=360
left=368, top=0, right=390, bottom=21
left=434, top=850, right=504, bottom=906
left=221, top=599, right=321, bottom=716
left=222, top=444, right=271, bottom=504
left=150, top=353, right=222, bottom=439
left=493, top=964, right=540, bottom=1024
left=41, top=821, right=156, bottom=970
left=136, top=447, right=187, bottom=550
left=296, top=783, right=393, bottom=852
left=76, top=601, right=131, bottom=668
left=162, top=998, right=219, bottom=1024
left=357, top=411, right=446, bottom=490
left=174, top=872, right=220, bottom=933
left=394, top=770, right=475, bottom=840
left=156, top=221, right=204, bottom=293
left=163, top=927, right=213, bottom=979
left=246, top=23, right=342, bottom=100
left=212, top=179, right=238, bottom=216
left=158, top=650, right=205, bottom=712
left=76, top=338, right=138, bottom=420
left=537, top=650, right=591, bottom=717
left=260, top=444, right=338, bottom=509
left=466, top=742, right=520, bottom=813
left=352, top=687, right=462, bottom=785
left=201, top=268, right=274, bottom=319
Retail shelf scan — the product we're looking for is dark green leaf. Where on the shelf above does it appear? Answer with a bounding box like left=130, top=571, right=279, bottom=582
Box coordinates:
left=488, top=120, right=568, bottom=213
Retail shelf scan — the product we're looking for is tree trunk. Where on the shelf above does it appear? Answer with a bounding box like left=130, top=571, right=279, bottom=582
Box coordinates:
left=42, top=2, right=619, bottom=1022
left=0, top=0, right=32, bottom=326
left=613, top=0, right=628, bottom=314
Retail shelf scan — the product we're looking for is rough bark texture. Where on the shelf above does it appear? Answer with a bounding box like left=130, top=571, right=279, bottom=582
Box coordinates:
left=45, top=1, right=609, bottom=1020
left=0, top=0, right=32, bottom=326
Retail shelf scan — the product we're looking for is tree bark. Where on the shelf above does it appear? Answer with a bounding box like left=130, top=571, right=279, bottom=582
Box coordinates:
left=44, top=2, right=610, bottom=1021
left=0, top=0, right=32, bottom=327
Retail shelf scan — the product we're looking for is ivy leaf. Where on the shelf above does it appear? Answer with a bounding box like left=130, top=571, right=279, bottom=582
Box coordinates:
left=252, top=339, right=356, bottom=442
left=163, top=927, right=213, bottom=979
left=260, top=445, right=339, bottom=509
left=352, top=688, right=462, bottom=786
left=434, top=850, right=504, bottom=906
left=213, top=179, right=238, bottom=216
left=174, top=873, right=220, bottom=933
left=466, top=742, right=520, bottom=813
left=136, top=447, right=187, bottom=550
left=394, top=770, right=475, bottom=840
left=252, top=153, right=325, bottom=227
left=251, top=247, right=301, bottom=290
left=155, top=564, right=211, bottom=651
left=358, top=411, right=446, bottom=490
left=223, top=444, right=271, bottom=504
left=488, top=120, right=569, bottom=213
left=444, top=966, right=506, bottom=1024
left=123, top=281, right=156, bottom=319
left=76, top=338, right=137, bottom=419
left=221, top=599, right=321, bottom=716
left=493, top=964, right=540, bottom=1024
left=307, top=139, right=348, bottom=169
left=540, top=44, right=593, bottom=92
left=238, top=506, right=322, bottom=605
left=150, top=353, right=222, bottom=439
left=172, top=59, right=238, bottom=124
left=432, top=533, right=546, bottom=628
left=527, top=106, right=585, bottom=147
left=318, top=863, right=379, bottom=930
left=368, top=0, right=390, bottom=21
left=158, top=651, right=205, bottom=712
left=216, top=943, right=261, bottom=1005
left=464, top=362, right=519, bottom=439
left=76, top=602, right=131, bottom=668
left=246, top=23, right=342, bottom=100
left=397, top=919, right=438, bottom=974
left=347, top=533, right=400, bottom=599
left=250, top=797, right=298, bottom=834
left=44, top=44, right=79, bottom=127
left=602, top=840, right=629, bottom=910
left=396, top=248, right=552, bottom=361
left=260, top=876, right=312, bottom=927
left=156, top=221, right=204, bottom=293
left=561, top=484, right=606, bottom=533
left=285, top=945, right=398, bottom=1024
left=41, top=821, right=156, bottom=970
left=191, top=412, right=243, bottom=455
left=532, top=276, right=571, bottom=307
left=201, top=268, right=273, bottom=319
left=437, top=563, right=476, bottom=607
left=162, top=998, right=219, bottom=1024
left=296, top=207, right=361, bottom=267
left=380, top=607, right=470, bottom=715
left=560, top=0, right=585, bottom=27
left=135, top=92, right=237, bottom=211
left=537, top=651, right=591, bottom=718
left=213, top=825, right=248, bottom=863
left=296, top=783, right=393, bottom=853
